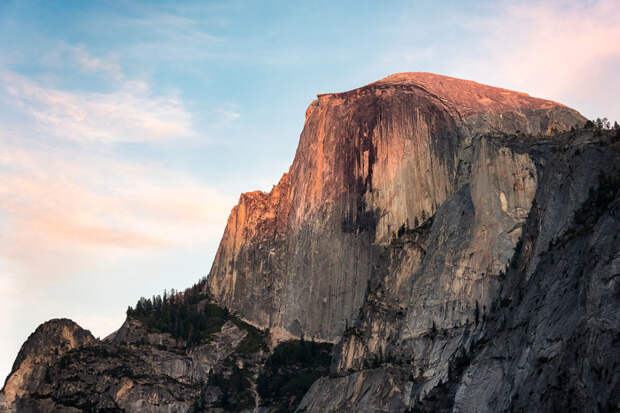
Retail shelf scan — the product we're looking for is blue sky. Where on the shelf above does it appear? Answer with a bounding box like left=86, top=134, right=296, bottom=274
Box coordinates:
left=1, top=0, right=618, bottom=382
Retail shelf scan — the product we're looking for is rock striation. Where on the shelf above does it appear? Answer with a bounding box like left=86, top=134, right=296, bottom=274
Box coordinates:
left=2, top=72, right=619, bottom=412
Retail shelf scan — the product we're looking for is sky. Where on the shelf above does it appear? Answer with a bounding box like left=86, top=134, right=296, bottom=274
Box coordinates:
left=1, top=0, right=619, bottom=382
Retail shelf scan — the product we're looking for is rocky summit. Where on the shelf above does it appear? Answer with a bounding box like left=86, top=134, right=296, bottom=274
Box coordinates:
left=2, top=73, right=619, bottom=412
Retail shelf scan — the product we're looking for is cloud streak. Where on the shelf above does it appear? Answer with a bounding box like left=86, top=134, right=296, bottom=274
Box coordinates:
left=0, top=68, right=193, bottom=143
left=70, top=45, right=124, bottom=81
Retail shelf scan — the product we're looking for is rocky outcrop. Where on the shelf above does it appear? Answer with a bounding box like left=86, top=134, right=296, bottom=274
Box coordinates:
left=0, top=315, right=253, bottom=412
left=0, top=290, right=331, bottom=412
left=0, top=319, right=95, bottom=411
left=207, top=72, right=584, bottom=343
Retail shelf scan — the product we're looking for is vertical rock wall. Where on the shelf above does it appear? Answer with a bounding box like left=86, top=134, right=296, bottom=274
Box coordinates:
left=207, top=73, right=585, bottom=343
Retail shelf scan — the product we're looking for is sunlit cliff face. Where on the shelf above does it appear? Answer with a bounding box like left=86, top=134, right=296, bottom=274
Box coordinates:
left=207, top=72, right=585, bottom=342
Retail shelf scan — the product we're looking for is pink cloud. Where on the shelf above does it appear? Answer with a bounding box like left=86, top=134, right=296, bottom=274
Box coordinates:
left=380, top=0, right=620, bottom=121
left=0, top=141, right=234, bottom=280
left=456, top=0, right=620, bottom=120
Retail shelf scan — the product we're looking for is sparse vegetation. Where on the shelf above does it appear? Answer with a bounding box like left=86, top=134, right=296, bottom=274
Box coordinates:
left=126, top=278, right=230, bottom=345
left=584, top=117, right=619, bottom=139
left=127, top=277, right=268, bottom=351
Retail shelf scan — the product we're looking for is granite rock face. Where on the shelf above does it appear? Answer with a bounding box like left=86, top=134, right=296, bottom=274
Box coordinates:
left=300, top=130, right=620, bottom=412
left=3, top=73, right=618, bottom=412
left=207, top=72, right=584, bottom=342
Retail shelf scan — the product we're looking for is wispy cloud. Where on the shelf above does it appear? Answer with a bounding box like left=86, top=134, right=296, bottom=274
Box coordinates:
left=0, top=70, right=193, bottom=143
left=70, top=44, right=124, bottom=81
left=39, top=43, right=124, bottom=82
left=0, top=43, right=235, bottom=281
left=214, top=104, right=241, bottom=125
left=91, top=4, right=223, bottom=63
